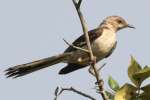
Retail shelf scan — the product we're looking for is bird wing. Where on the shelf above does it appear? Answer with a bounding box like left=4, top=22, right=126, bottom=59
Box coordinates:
left=64, top=27, right=103, bottom=53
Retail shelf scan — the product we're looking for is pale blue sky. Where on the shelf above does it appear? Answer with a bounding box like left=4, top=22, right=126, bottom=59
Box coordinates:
left=0, top=0, right=150, bottom=100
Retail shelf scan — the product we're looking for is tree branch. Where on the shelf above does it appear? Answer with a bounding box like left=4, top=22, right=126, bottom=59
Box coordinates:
left=54, top=87, right=96, bottom=100
left=63, top=38, right=89, bottom=53
left=72, top=0, right=108, bottom=100
left=89, top=63, right=107, bottom=76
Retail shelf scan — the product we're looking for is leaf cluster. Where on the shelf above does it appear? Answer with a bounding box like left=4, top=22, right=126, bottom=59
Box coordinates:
left=97, top=56, right=150, bottom=100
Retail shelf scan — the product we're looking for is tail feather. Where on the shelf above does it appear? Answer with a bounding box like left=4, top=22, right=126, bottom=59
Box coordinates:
left=5, top=53, right=71, bottom=78
left=59, top=63, right=86, bottom=74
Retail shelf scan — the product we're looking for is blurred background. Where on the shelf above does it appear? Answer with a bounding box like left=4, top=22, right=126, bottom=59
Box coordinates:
left=0, top=0, right=150, bottom=100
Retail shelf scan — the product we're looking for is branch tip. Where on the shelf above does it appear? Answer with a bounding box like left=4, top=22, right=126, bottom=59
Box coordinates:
left=63, top=38, right=89, bottom=53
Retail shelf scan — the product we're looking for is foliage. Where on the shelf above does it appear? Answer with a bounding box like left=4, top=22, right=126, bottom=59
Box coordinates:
left=99, top=56, right=150, bottom=100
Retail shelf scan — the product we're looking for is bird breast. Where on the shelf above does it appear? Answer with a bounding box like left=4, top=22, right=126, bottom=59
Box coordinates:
left=92, top=29, right=116, bottom=58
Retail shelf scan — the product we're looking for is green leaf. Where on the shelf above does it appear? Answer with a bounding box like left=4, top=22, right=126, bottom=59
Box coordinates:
left=141, top=84, right=150, bottom=93
left=114, top=83, right=137, bottom=100
left=105, top=91, right=114, bottom=100
left=128, top=56, right=142, bottom=86
left=144, top=65, right=149, bottom=69
left=138, top=92, right=150, bottom=100
left=133, top=66, right=150, bottom=83
left=108, top=76, right=120, bottom=91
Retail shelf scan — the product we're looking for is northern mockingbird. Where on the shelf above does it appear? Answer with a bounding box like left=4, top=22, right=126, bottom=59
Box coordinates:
left=5, top=16, right=134, bottom=78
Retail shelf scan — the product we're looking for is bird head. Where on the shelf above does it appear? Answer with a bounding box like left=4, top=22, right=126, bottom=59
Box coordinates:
left=102, top=16, right=135, bottom=32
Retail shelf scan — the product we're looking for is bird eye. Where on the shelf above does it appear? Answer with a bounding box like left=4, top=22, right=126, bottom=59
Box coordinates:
left=117, top=20, right=122, bottom=24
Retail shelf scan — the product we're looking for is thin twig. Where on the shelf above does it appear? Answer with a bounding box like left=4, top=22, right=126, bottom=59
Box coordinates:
left=54, top=87, right=96, bottom=100
left=72, top=0, right=108, bottom=100
left=89, top=63, right=107, bottom=76
left=63, top=38, right=89, bottom=53
left=97, top=63, right=107, bottom=72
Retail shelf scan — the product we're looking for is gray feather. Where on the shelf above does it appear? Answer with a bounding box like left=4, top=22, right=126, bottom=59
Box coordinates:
left=5, top=53, right=71, bottom=78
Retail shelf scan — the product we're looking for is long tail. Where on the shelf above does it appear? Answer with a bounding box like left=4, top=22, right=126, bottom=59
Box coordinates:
left=5, top=53, right=71, bottom=78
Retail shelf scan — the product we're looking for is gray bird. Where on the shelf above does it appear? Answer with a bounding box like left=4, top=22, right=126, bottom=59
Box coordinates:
left=5, top=16, right=134, bottom=78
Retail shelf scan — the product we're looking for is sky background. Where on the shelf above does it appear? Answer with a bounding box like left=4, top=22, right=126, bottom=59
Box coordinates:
left=0, top=0, right=150, bottom=100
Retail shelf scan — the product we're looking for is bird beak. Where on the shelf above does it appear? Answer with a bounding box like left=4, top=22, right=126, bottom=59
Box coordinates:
left=127, top=24, right=135, bottom=29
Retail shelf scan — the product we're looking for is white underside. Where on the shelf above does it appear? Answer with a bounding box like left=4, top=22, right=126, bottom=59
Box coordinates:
left=92, top=29, right=116, bottom=59
left=66, top=29, right=117, bottom=65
